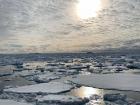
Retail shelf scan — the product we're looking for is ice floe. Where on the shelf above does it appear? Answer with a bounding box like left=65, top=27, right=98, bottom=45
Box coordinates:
left=14, top=70, right=40, bottom=77
left=0, top=76, right=35, bottom=89
left=36, top=95, right=88, bottom=105
left=0, top=65, right=14, bottom=76
left=69, top=73, right=140, bottom=92
left=104, top=93, right=136, bottom=105
left=4, top=82, right=74, bottom=94
left=0, top=99, right=32, bottom=105
left=33, top=72, right=60, bottom=83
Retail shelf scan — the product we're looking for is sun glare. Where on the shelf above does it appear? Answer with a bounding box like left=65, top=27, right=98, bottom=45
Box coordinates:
left=77, top=0, right=102, bottom=19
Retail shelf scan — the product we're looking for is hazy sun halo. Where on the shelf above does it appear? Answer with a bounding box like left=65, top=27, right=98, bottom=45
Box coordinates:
left=77, top=0, right=102, bottom=19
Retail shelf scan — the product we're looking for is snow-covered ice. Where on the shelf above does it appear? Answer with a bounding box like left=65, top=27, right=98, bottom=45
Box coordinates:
left=4, top=82, right=74, bottom=94
left=69, top=73, right=140, bottom=92
left=0, top=99, right=32, bottom=105
left=0, top=65, right=14, bottom=76
left=33, top=72, right=60, bottom=83
left=14, top=70, right=40, bottom=77
left=36, top=95, right=88, bottom=105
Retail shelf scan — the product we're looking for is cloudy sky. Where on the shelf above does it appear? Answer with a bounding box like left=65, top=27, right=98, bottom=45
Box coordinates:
left=0, top=0, right=139, bottom=53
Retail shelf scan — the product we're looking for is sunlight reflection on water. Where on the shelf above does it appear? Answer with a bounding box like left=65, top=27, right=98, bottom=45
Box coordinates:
left=70, top=86, right=103, bottom=98
left=69, top=86, right=104, bottom=105
left=69, top=85, right=140, bottom=105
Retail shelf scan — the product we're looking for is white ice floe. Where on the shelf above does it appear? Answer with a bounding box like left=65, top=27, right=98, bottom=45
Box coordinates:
left=0, top=99, right=32, bottom=105
left=69, top=73, right=140, bottom=92
left=34, top=72, right=60, bottom=83
left=36, top=95, right=87, bottom=105
left=0, top=65, right=15, bottom=76
left=54, top=69, right=79, bottom=75
left=14, top=70, right=40, bottom=77
left=4, top=82, right=74, bottom=94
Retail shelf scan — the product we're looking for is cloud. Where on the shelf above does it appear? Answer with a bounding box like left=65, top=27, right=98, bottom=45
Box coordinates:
left=0, top=0, right=139, bottom=53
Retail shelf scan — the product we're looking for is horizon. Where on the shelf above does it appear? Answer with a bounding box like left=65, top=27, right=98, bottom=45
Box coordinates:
left=0, top=47, right=140, bottom=55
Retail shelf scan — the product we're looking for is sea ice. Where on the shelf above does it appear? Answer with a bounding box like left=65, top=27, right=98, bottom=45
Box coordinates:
left=36, top=95, right=88, bottom=105
left=4, top=82, right=74, bottom=94
left=69, top=73, right=140, bottom=92
left=0, top=99, right=32, bottom=105
left=14, top=70, right=40, bottom=77
left=33, top=72, right=60, bottom=83
left=0, top=65, right=14, bottom=76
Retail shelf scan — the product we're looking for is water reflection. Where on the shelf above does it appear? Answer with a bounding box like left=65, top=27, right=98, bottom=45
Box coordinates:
left=69, top=86, right=104, bottom=105
left=69, top=86, right=140, bottom=105
left=70, top=86, right=103, bottom=98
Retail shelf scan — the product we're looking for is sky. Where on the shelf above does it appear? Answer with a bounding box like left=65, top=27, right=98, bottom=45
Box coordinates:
left=0, top=0, right=139, bottom=53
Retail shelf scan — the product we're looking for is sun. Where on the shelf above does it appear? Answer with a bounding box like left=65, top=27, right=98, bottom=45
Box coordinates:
left=76, top=0, right=102, bottom=19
